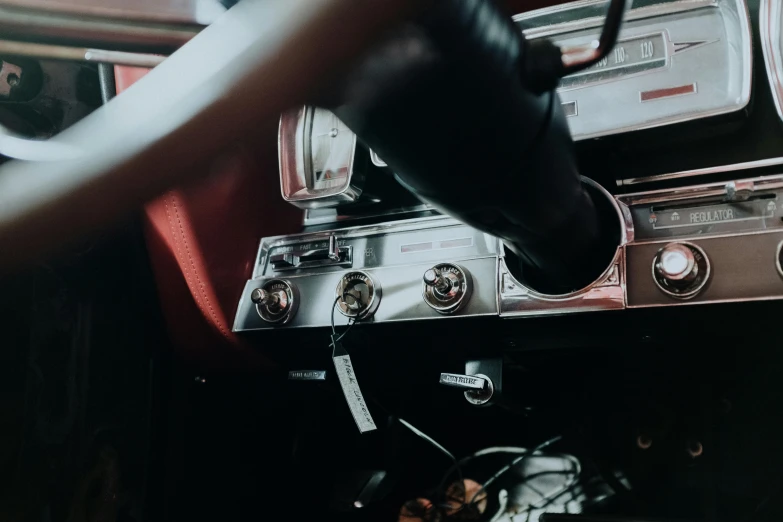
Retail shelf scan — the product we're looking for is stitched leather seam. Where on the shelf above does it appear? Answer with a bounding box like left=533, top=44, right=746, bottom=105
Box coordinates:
left=164, top=192, right=231, bottom=340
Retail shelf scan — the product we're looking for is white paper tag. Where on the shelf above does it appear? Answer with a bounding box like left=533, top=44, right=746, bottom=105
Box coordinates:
left=333, top=353, right=377, bottom=433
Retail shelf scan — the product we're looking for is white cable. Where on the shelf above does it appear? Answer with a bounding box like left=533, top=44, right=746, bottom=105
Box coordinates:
left=473, top=446, right=530, bottom=457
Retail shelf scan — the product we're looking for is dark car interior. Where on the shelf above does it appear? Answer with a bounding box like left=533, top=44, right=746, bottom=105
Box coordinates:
left=3, top=0, right=783, bottom=521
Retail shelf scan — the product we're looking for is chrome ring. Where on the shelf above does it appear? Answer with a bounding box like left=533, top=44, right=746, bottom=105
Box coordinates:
left=336, top=270, right=382, bottom=319
left=651, top=241, right=711, bottom=300
left=255, top=279, right=298, bottom=324
left=464, top=373, right=494, bottom=406
left=514, top=176, right=630, bottom=301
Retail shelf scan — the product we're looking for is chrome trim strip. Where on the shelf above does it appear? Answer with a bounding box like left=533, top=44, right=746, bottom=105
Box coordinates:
left=618, top=173, right=783, bottom=204
left=0, top=40, right=165, bottom=67
left=618, top=157, right=783, bottom=187
left=302, top=203, right=434, bottom=227
left=761, top=0, right=783, bottom=123
left=517, top=0, right=718, bottom=40
left=626, top=293, right=783, bottom=309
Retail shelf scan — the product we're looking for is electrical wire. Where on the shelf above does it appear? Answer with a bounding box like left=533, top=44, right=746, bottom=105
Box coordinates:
left=398, top=417, right=468, bottom=514
left=330, top=293, right=356, bottom=347
left=469, top=435, right=564, bottom=506
left=436, top=446, right=533, bottom=497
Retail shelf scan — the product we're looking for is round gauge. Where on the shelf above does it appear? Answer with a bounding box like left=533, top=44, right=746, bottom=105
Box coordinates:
left=304, top=107, right=354, bottom=191
left=278, top=106, right=362, bottom=208
left=762, top=0, right=783, bottom=122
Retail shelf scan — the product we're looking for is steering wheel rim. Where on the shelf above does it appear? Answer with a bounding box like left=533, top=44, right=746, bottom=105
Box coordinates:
left=0, top=0, right=419, bottom=272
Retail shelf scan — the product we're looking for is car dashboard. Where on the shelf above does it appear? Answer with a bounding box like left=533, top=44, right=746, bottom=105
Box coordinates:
left=234, top=0, right=783, bottom=335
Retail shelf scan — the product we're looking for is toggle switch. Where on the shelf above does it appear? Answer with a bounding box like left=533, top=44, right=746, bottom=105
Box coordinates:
left=439, top=372, right=494, bottom=406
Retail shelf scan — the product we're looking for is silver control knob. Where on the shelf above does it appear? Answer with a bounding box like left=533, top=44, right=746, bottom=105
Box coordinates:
left=252, top=279, right=298, bottom=324
left=656, top=243, right=697, bottom=282
left=251, top=288, right=287, bottom=309
left=652, top=242, right=710, bottom=299
left=423, top=268, right=452, bottom=295
left=422, top=263, right=472, bottom=314
left=336, top=271, right=382, bottom=319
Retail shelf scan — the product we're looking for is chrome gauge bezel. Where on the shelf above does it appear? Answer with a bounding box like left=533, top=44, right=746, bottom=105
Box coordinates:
left=516, top=0, right=753, bottom=140
left=278, top=106, right=363, bottom=209
left=761, top=0, right=783, bottom=123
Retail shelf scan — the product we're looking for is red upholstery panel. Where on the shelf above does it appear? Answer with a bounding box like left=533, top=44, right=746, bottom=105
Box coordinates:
left=116, top=66, right=302, bottom=370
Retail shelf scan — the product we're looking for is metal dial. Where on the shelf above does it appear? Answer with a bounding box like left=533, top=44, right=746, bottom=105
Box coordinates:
left=652, top=242, right=710, bottom=299
left=422, top=263, right=472, bottom=314
left=336, top=271, right=382, bottom=319
left=252, top=279, right=298, bottom=324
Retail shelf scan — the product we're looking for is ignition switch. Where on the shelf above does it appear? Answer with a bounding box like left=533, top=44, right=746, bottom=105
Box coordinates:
left=336, top=270, right=382, bottom=320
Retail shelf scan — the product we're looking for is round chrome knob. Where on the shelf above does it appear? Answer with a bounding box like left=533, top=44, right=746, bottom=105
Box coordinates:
left=656, top=243, right=697, bottom=282
left=251, top=288, right=274, bottom=305
left=652, top=242, right=710, bottom=300
left=252, top=280, right=298, bottom=324
left=251, top=288, right=266, bottom=304
left=422, top=263, right=472, bottom=314
left=423, top=268, right=452, bottom=295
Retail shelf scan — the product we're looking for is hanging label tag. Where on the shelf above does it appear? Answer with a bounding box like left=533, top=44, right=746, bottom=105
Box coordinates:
left=332, top=339, right=377, bottom=433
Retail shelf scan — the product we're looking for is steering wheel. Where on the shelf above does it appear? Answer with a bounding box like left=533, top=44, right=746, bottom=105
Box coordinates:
left=0, top=0, right=421, bottom=272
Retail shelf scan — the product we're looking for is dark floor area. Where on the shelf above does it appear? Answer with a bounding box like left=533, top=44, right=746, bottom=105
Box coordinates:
left=3, top=218, right=783, bottom=522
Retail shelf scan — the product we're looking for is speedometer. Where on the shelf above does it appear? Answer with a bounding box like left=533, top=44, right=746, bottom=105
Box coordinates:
left=516, top=0, right=752, bottom=140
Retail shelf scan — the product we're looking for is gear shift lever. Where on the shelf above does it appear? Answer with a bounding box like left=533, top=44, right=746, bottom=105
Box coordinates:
left=328, top=0, right=628, bottom=294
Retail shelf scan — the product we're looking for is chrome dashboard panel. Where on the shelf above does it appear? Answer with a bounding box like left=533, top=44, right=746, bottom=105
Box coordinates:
left=235, top=173, right=783, bottom=332
left=761, top=0, right=783, bottom=123
left=516, top=0, right=753, bottom=140
left=625, top=231, right=783, bottom=307
left=619, top=174, right=783, bottom=308
left=234, top=217, right=500, bottom=331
